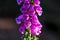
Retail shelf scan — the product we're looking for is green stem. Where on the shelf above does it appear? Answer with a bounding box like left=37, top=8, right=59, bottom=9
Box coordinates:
left=33, top=35, right=38, bottom=40
left=24, top=28, right=31, bottom=40
left=23, top=28, right=38, bottom=40
left=27, top=28, right=31, bottom=40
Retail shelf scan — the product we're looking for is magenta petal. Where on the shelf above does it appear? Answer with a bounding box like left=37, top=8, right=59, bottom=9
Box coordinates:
left=28, top=5, right=35, bottom=16
left=30, top=25, right=36, bottom=35
left=35, top=5, right=42, bottom=16
left=31, top=15, right=40, bottom=24
left=20, top=6, right=27, bottom=13
left=16, top=14, right=23, bottom=24
left=36, top=30, right=41, bottom=35
left=35, top=6, right=42, bottom=11
left=23, top=14, right=30, bottom=20
left=30, top=22, right=42, bottom=35
left=33, top=0, right=40, bottom=5
left=20, top=1, right=30, bottom=13
left=24, top=0, right=30, bottom=3
left=24, top=20, right=31, bottom=28
left=17, top=0, right=23, bottom=5
left=19, top=25, right=26, bottom=34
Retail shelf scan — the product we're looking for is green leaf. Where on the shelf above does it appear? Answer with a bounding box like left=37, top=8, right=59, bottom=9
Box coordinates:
left=24, top=32, right=28, bottom=38
left=33, top=35, right=38, bottom=40
left=23, top=38, right=26, bottom=40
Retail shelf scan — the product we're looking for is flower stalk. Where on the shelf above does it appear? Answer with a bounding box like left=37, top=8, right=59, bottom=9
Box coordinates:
left=16, top=0, right=43, bottom=40
left=23, top=28, right=31, bottom=40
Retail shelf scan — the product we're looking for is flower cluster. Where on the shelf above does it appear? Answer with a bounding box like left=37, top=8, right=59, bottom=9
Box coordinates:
left=16, top=0, right=42, bottom=35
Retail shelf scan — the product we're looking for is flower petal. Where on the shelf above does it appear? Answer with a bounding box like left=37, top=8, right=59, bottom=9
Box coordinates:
left=17, top=0, right=23, bottom=5
left=16, top=14, right=23, bottom=24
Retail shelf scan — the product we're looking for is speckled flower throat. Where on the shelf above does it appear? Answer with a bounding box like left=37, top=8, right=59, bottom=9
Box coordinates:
left=16, top=0, right=43, bottom=40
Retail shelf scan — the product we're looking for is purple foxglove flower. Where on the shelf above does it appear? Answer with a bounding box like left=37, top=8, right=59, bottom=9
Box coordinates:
left=20, top=1, right=30, bottom=13
left=19, top=24, right=26, bottom=34
left=30, top=15, right=42, bottom=35
left=31, top=15, right=40, bottom=24
left=23, top=14, right=30, bottom=21
left=33, top=0, right=40, bottom=5
left=24, top=0, right=30, bottom=3
left=16, top=0, right=43, bottom=36
left=24, top=20, right=31, bottom=28
left=28, top=4, right=35, bottom=16
left=36, top=23, right=42, bottom=28
left=30, top=24, right=42, bottom=35
left=34, top=5, right=42, bottom=16
left=16, top=14, right=23, bottom=24
left=20, top=6, right=27, bottom=13
left=17, top=0, right=23, bottom=5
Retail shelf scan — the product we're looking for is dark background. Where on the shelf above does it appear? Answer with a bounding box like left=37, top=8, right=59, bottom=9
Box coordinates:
left=0, top=0, right=60, bottom=40
left=40, top=0, right=60, bottom=40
